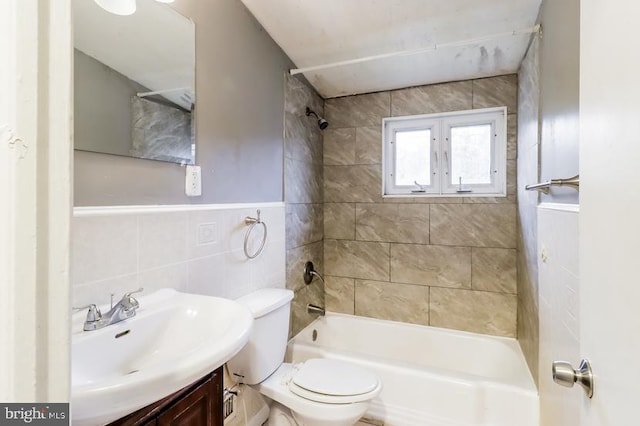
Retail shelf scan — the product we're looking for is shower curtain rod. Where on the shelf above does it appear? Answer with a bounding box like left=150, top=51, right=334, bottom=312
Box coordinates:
left=289, top=24, right=541, bottom=76
left=137, top=87, right=192, bottom=98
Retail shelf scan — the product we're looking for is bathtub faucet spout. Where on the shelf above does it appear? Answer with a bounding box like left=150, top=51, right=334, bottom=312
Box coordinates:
left=307, top=304, right=325, bottom=316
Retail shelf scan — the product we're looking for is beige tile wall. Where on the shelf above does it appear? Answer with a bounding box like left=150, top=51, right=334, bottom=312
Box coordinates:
left=323, top=75, right=519, bottom=337
left=517, top=36, right=541, bottom=383
left=284, top=74, right=325, bottom=337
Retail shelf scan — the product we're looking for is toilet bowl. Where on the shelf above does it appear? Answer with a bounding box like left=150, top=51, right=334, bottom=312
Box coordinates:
left=227, top=288, right=381, bottom=426
left=258, top=360, right=381, bottom=426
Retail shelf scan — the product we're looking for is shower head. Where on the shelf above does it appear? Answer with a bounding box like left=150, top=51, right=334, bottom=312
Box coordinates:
left=306, top=107, right=329, bottom=130
left=317, top=117, right=329, bottom=130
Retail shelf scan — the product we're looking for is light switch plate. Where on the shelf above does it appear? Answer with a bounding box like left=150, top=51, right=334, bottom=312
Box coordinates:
left=185, top=165, right=202, bottom=196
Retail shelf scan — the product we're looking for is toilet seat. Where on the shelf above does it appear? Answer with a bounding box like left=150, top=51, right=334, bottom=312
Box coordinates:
left=288, top=359, right=381, bottom=404
left=256, top=362, right=381, bottom=426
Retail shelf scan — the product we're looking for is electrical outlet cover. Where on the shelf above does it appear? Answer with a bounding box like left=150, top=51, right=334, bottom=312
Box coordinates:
left=185, top=165, right=202, bottom=196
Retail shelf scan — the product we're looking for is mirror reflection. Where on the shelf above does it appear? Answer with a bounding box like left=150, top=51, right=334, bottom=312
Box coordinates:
left=73, top=0, right=195, bottom=165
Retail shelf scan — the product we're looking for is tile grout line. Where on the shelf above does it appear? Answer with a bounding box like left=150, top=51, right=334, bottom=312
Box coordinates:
left=470, top=246, right=475, bottom=291
left=428, top=286, right=432, bottom=326
left=428, top=204, right=432, bottom=245
left=353, top=202, right=357, bottom=241
left=352, top=278, right=356, bottom=315
left=388, top=242, right=392, bottom=283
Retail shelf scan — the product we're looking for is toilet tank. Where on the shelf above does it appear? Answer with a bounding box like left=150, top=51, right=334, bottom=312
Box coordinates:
left=227, top=288, right=294, bottom=385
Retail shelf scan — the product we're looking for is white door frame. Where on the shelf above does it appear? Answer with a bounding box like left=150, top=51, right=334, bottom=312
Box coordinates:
left=580, top=0, right=640, bottom=424
left=0, top=0, right=72, bottom=401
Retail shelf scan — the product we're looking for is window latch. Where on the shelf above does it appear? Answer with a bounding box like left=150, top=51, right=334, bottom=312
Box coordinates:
left=433, top=152, right=438, bottom=175
left=456, top=177, right=472, bottom=193
left=412, top=181, right=426, bottom=193
left=444, top=151, right=449, bottom=175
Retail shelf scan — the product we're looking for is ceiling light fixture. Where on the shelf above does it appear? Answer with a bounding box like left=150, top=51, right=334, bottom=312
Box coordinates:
left=93, top=0, right=136, bottom=15
left=94, top=0, right=176, bottom=16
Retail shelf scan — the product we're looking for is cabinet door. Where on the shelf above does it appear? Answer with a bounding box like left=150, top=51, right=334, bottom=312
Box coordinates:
left=157, top=371, right=222, bottom=426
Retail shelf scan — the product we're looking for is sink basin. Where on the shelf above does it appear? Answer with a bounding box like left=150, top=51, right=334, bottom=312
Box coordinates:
left=71, top=289, right=253, bottom=425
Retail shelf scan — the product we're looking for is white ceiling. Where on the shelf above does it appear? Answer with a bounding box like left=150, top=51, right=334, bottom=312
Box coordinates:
left=240, top=0, right=542, bottom=98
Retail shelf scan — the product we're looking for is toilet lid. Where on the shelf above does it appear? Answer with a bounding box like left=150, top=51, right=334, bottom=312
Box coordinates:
left=291, top=359, right=379, bottom=397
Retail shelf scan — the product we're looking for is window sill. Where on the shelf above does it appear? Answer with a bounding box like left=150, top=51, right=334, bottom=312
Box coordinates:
left=382, top=193, right=507, bottom=199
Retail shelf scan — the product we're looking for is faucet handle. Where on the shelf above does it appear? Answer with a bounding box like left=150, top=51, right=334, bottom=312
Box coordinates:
left=73, top=304, right=102, bottom=322
left=123, top=288, right=144, bottom=299
left=121, top=288, right=144, bottom=310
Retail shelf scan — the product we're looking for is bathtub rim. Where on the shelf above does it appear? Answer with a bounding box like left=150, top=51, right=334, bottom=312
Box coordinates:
left=289, top=311, right=538, bottom=393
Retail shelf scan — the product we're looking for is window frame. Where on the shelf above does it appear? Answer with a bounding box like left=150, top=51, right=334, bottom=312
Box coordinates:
left=382, top=107, right=507, bottom=198
left=384, top=116, right=440, bottom=195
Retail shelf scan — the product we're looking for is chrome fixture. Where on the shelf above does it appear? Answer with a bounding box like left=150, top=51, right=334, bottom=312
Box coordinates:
left=289, top=25, right=541, bottom=77
left=552, top=359, right=594, bottom=398
left=307, top=304, right=325, bottom=316
left=303, top=261, right=324, bottom=284
left=244, top=209, right=267, bottom=259
left=76, top=288, right=144, bottom=331
left=526, top=174, right=580, bottom=194
left=305, top=107, right=329, bottom=130
left=411, top=181, right=426, bottom=193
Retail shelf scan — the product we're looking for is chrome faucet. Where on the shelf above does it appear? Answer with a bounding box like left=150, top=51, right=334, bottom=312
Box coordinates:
left=307, top=304, right=325, bottom=316
left=76, top=288, right=144, bottom=331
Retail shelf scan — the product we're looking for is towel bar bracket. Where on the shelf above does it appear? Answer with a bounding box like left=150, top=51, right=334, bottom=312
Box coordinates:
left=525, top=175, right=579, bottom=194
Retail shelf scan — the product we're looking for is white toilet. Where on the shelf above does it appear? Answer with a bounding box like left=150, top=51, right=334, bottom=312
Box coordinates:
left=228, top=288, right=382, bottom=426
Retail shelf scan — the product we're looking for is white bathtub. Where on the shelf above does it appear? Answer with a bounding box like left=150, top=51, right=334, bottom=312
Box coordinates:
left=285, top=313, right=539, bottom=426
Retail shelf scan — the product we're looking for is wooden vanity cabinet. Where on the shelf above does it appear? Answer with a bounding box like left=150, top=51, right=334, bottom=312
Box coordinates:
left=108, top=367, right=223, bottom=426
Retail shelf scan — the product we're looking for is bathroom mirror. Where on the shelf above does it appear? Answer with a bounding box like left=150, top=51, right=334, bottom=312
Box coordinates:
left=73, top=0, right=195, bottom=165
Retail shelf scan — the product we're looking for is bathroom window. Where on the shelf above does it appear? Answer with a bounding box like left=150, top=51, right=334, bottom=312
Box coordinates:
left=383, top=107, right=507, bottom=197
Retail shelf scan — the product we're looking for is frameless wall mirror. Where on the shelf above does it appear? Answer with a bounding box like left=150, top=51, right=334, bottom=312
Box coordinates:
left=73, top=0, right=196, bottom=165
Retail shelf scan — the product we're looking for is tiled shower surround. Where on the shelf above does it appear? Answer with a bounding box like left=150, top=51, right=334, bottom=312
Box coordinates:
left=71, top=204, right=285, bottom=307
left=517, top=37, right=541, bottom=383
left=284, top=75, right=325, bottom=336
left=322, top=75, right=519, bottom=337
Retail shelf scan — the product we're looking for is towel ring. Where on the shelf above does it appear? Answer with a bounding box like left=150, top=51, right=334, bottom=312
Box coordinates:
left=243, top=209, right=267, bottom=259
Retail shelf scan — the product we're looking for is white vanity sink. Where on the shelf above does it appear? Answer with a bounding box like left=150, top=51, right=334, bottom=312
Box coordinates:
left=71, top=289, right=253, bottom=425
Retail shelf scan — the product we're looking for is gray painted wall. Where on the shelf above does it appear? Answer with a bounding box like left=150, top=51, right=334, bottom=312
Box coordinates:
left=74, top=0, right=293, bottom=206
left=538, top=0, right=580, bottom=203
left=74, top=49, right=146, bottom=157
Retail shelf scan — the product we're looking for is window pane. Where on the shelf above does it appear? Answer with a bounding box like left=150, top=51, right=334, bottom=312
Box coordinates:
left=395, top=130, right=430, bottom=186
left=450, top=124, right=491, bottom=185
